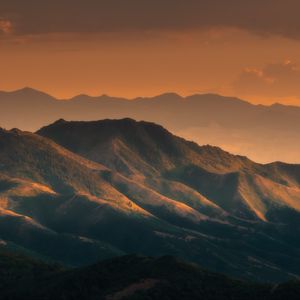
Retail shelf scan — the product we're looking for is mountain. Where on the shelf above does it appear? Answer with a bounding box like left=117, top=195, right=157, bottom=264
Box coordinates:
left=37, top=118, right=300, bottom=223
left=1, top=88, right=300, bottom=163
left=0, top=126, right=236, bottom=274
left=1, top=252, right=300, bottom=300
left=1, top=119, right=300, bottom=281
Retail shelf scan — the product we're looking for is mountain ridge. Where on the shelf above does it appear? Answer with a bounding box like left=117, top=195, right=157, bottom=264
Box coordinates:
left=0, top=87, right=256, bottom=104
left=1, top=87, right=300, bottom=163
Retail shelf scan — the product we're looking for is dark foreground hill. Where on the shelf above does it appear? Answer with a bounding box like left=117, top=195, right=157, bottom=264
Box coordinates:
left=1, top=119, right=300, bottom=281
left=1, top=252, right=300, bottom=300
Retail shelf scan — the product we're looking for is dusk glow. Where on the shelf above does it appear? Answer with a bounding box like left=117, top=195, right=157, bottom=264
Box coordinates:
left=1, top=1, right=300, bottom=104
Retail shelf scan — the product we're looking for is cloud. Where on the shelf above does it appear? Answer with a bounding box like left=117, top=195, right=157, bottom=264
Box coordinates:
left=233, top=61, right=300, bottom=98
left=1, top=0, right=300, bottom=39
left=0, top=19, right=12, bottom=34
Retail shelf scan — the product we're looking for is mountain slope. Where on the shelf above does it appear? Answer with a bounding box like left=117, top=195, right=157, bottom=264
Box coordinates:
left=35, top=119, right=300, bottom=281
left=0, top=128, right=163, bottom=264
left=1, top=121, right=300, bottom=280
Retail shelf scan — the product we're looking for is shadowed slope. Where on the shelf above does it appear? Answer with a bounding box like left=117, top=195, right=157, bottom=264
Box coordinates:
left=2, top=253, right=300, bottom=300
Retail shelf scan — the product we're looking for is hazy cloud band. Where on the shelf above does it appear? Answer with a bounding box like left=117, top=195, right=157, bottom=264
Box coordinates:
left=1, top=0, right=300, bottom=39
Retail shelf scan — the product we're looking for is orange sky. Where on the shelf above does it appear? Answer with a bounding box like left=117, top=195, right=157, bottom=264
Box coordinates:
left=1, top=1, right=300, bottom=105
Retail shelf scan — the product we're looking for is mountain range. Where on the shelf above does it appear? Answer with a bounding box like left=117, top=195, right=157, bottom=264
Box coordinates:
left=1, top=118, right=300, bottom=282
left=1, top=87, right=300, bottom=163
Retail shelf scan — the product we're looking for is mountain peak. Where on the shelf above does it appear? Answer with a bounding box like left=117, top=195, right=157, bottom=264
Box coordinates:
left=18, top=86, right=39, bottom=93
left=134, top=92, right=183, bottom=102
left=37, top=118, right=254, bottom=179
left=14, top=87, right=44, bottom=94
left=9, top=128, right=23, bottom=135
left=156, top=92, right=182, bottom=99
left=3, top=87, right=56, bottom=100
left=53, top=118, right=67, bottom=125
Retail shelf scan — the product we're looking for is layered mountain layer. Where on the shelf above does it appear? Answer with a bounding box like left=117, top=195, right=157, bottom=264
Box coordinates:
left=1, top=88, right=300, bottom=162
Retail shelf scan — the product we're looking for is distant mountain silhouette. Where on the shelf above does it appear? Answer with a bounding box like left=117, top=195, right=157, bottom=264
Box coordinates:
left=1, top=88, right=300, bottom=162
left=2, top=252, right=300, bottom=300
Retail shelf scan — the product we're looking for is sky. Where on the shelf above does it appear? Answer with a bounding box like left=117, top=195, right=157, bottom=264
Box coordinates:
left=1, top=0, right=300, bottom=104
